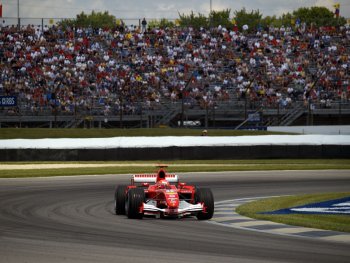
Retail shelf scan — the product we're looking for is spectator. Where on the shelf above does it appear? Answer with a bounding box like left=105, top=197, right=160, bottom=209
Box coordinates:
left=0, top=22, right=348, bottom=119
left=141, top=18, right=147, bottom=34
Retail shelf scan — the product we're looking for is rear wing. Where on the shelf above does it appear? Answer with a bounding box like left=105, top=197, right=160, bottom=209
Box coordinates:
left=132, top=174, right=179, bottom=184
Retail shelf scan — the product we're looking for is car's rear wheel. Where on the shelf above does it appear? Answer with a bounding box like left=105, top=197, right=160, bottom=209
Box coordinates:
left=125, top=188, right=145, bottom=219
left=115, top=185, right=127, bottom=215
left=195, top=188, right=214, bottom=220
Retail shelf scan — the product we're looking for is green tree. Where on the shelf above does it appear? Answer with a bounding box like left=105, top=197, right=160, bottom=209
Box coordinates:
left=280, top=13, right=293, bottom=27
left=261, top=13, right=295, bottom=29
left=178, top=11, right=208, bottom=29
left=59, top=11, right=116, bottom=29
left=293, top=6, right=346, bottom=27
left=261, top=15, right=280, bottom=28
left=209, top=9, right=232, bottom=28
left=234, top=8, right=262, bottom=32
left=148, top=18, right=175, bottom=29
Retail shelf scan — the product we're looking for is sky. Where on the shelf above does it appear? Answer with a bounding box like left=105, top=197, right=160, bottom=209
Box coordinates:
left=1, top=0, right=350, bottom=23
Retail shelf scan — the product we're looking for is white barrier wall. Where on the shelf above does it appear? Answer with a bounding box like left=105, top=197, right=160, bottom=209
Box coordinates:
left=268, top=126, right=350, bottom=135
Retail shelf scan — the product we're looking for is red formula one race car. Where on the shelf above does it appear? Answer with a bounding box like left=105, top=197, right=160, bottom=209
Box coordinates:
left=114, top=166, right=214, bottom=220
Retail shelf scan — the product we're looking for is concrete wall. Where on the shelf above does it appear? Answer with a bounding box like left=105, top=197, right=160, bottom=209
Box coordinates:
left=268, top=125, right=350, bottom=135
left=1, top=145, right=349, bottom=161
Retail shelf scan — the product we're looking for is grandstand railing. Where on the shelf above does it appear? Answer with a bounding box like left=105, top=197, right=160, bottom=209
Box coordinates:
left=1, top=98, right=349, bottom=128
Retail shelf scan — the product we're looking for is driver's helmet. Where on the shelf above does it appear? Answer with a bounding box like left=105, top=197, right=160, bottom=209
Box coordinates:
left=157, top=179, right=170, bottom=189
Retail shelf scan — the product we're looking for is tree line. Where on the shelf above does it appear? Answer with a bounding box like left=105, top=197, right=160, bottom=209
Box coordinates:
left=58, top=7, right=347, bottom=31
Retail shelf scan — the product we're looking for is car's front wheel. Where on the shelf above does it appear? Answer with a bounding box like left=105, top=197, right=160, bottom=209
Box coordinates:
left=195, top=188, right=214, bottom=220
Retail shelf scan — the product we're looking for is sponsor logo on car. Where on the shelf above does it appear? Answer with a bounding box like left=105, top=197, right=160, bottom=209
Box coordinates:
left=262, top=196, right=350, bottom=215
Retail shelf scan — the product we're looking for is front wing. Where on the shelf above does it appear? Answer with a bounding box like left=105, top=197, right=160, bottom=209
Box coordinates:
left=143, top=200, right=203, bottom=217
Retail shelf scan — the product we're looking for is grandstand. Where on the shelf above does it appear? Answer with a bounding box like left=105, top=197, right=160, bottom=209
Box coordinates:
left=0, top=22, right=349, bottom=129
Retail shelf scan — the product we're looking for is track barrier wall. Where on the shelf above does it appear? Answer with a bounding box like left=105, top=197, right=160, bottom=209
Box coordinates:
left=0, top=145, right=349, bottom=161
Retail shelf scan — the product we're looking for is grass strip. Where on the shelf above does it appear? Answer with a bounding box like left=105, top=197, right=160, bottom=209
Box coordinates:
left=0, top=128, right=290, bottom=139
left=236, top=192, right=350, bottom=233
left=0, top=159, right=349, bottom=178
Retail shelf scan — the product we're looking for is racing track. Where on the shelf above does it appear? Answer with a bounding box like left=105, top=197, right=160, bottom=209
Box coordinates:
left=0, top=170, right=350, bottom=263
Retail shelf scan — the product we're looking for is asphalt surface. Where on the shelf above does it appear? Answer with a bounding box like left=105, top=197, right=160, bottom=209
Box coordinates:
left=0, top=170, right=349, bottom=263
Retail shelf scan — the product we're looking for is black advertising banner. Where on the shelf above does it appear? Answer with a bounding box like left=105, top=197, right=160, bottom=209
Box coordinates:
left=0, top=96, right=17, bottom=107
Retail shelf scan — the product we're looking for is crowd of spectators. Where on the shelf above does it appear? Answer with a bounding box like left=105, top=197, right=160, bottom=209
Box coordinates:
left=0, top=21, right=349, bottom=117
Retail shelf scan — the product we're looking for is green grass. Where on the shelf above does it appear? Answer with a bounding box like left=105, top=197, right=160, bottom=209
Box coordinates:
left=0, top=159, right=349, bottom=178
left=236, top=192, right=350, bottom=233
left=0, top=128, right=290, bottom=139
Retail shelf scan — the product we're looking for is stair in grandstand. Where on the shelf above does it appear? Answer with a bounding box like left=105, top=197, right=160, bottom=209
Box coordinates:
left=234, top=107, right=263, bottom=130
left=278, top=103, right=305, bottom=126
left=63, top=117, right=84, bottom=128
left=153, top=104, right=181, bottom=127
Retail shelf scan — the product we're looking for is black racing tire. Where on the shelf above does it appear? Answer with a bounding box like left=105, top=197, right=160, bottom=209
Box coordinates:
left=114, top=185, right=128, bottom=215
left=195, top=188, right=214, bottom=220
left=125, top=188, right=145, bottom=219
